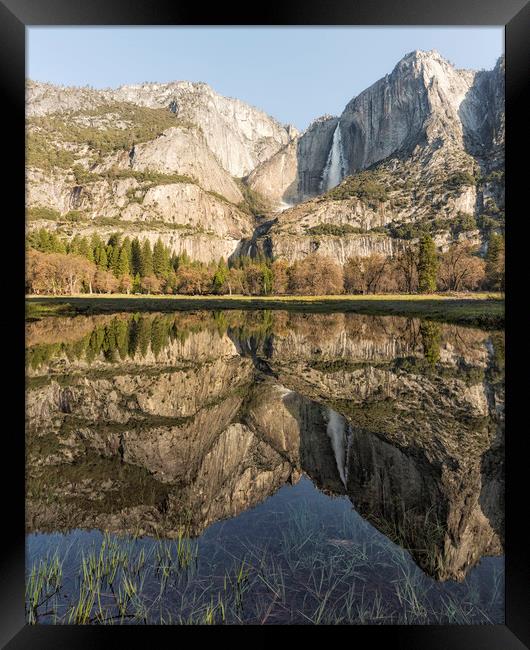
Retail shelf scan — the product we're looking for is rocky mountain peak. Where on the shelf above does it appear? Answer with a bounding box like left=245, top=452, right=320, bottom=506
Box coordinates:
left=26, top=50, right=504, bottom=267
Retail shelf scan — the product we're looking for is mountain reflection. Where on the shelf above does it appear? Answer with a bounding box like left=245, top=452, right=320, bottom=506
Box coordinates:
left=26, top=311, right=504, bottom=582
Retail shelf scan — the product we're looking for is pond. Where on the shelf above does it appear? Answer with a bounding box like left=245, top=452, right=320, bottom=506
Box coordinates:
left=25, top=310, right=505, bottom=624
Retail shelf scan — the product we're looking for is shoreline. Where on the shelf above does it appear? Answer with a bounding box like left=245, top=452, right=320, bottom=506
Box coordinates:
left=26, top=293, right=504, bottom=328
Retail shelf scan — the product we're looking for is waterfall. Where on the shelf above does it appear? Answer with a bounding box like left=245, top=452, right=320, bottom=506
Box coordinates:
left=277, top=200, right=294, bottom=212
left=326, top=407, right=348, bottom=486
left=321, top=123, right=345, bottom=192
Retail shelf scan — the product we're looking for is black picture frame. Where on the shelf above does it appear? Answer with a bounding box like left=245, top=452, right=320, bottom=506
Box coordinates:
left=2, top=0, right=527, bottom=646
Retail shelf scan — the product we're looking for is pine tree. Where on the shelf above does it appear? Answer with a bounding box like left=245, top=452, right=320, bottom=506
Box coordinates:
left=261, top=263, right=273, bottom=295
left=485, top=232, right=505, bottom=291
left=116, top=246, right=131, bottom=278
left=37, top=229, right=51, bottom=252
left=417, top=235, right=438, bottom=293
left=132, top=273, right=141, bottom=294
left=107, top=233, right=121, bottom=248
left=140, top=240, right=154, bottom=277
left=122, top=236, right=133, bottom=275
left=178, top=249, right=191, bottom=268
left=153, top=238, right=170, bottom=278
left=95, top=245, right=108, bottom=270
left=78, top=237, right=94, bottom=262
left=91, top=233, right=103, bottom=261
left=49, top=233, right=66, bottom=254
left=68, top=234, right=81, bottom=256
left=212, top=258, right=228, bottom=294
left=109, top=246, right=122, bottom=277
left=131, top=238, right=142, bottom=276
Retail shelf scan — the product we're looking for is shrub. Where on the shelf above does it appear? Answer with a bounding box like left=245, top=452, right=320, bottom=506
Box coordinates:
left=27, top=206, right=61, bottom=221
left=28, top=102, right=193, bottom=159
left=26, top=132, right=76, bottom=170
left=305, top=223, right=365, bottom=236
left=325, top=170, right=389, bottom=206
left=445, top=170, right=475, bottom=189
left=451, top=212, right=477, bottom=236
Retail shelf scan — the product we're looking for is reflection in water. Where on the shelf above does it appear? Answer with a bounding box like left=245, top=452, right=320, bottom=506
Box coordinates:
left=25, top=310, right=505, bottom=624
left=325, top=408, right=349, bottom=487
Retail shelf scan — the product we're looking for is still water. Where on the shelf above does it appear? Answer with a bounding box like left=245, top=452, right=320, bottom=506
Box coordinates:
left=25, top=310, right=505, bottom=624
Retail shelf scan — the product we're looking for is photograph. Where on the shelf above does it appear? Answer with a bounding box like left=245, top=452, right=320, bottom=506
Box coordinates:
left=0, top=0, right=525, bottom=641
left=21, top=23, right=509, bottom=627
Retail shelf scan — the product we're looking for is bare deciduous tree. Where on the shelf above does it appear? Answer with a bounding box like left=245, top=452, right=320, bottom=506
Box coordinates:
left=437, top=243, right=485, bottom=291
left=288, top=254, right=344, bottom=295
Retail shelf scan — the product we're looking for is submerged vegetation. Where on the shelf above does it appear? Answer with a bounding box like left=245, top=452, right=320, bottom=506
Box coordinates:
left=26, top=501, right=503, bottom=625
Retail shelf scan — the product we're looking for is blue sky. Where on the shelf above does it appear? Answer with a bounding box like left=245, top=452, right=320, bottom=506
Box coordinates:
left=27, top=27, right=503, bottom=131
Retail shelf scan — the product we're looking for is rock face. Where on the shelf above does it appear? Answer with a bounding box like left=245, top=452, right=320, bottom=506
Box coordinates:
left=266, top=231, right=403, bottom=265
left=125, top=126, right=244, bottom=204
left=26, top=311, right=504, bottom=581
left=246, top=139, right=299, bottom=206
left=26, top=50, right=504, bottom=264
left=296, top=115, right=339, bottom=200
left=257, top=50, right=504, bottom=263
left=110, top=81, right=295, bottom=178
left=27, top=80, right=295, bottom=179
left=296, top=51, right=504, bottom=197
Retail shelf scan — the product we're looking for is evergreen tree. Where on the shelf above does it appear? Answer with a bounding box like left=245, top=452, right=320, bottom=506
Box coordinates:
left=153, top=238, right=170, bottom=278
left=107, top=233, right=121, bottom=248
left=116, top=245, right=131, bottom=278
left=106, top=233, right=120, bottom=275
left=417, top=235, right=438, bottom=293
left=78, top=237, right=94, bottom=262
left=131, top=238, right=142, bottom=276
left=109, top=246, right=121, bottom=276
left=122, top=236, right=133, bottom=275
left=140, top=240, right=154, bottom=277
left=95, top=245, right=108, bottom=270
left=212, top=258, right=229, bottom=294
left=91, top=233, right=103, bottom=261
left=36, top=229, right=51, bottom=252
left=177, top=249, right=190, bottom=268
left=132, top=273, right=142, bottom=294
left=485, top=232, right=505, bottom=291
left=261, top=264, right=273, bottom=295
left=49, top=233, right=66, bottom=254
left=68, top=234, right=81, bottom=256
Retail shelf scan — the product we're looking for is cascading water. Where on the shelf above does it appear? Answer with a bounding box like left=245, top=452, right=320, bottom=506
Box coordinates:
left=321, top=123, right=345, bottom=192
left=326, top=407, right=349, bottom=487
left=277, top=200, right=294, bottom=212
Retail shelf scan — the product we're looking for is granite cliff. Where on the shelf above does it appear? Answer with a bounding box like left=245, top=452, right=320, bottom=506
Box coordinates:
left=26, top=50, right=504, bottom=265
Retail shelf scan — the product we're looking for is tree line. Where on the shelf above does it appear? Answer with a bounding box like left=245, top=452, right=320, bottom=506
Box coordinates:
left=26, top=229, right=505, bottom=296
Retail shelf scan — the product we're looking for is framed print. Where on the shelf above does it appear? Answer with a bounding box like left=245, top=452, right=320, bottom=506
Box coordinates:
left=1, top=0, right=527, bottom=646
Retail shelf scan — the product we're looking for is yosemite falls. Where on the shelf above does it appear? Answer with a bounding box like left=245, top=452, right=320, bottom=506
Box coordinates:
left=326, top=407, right=350, bottom=487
